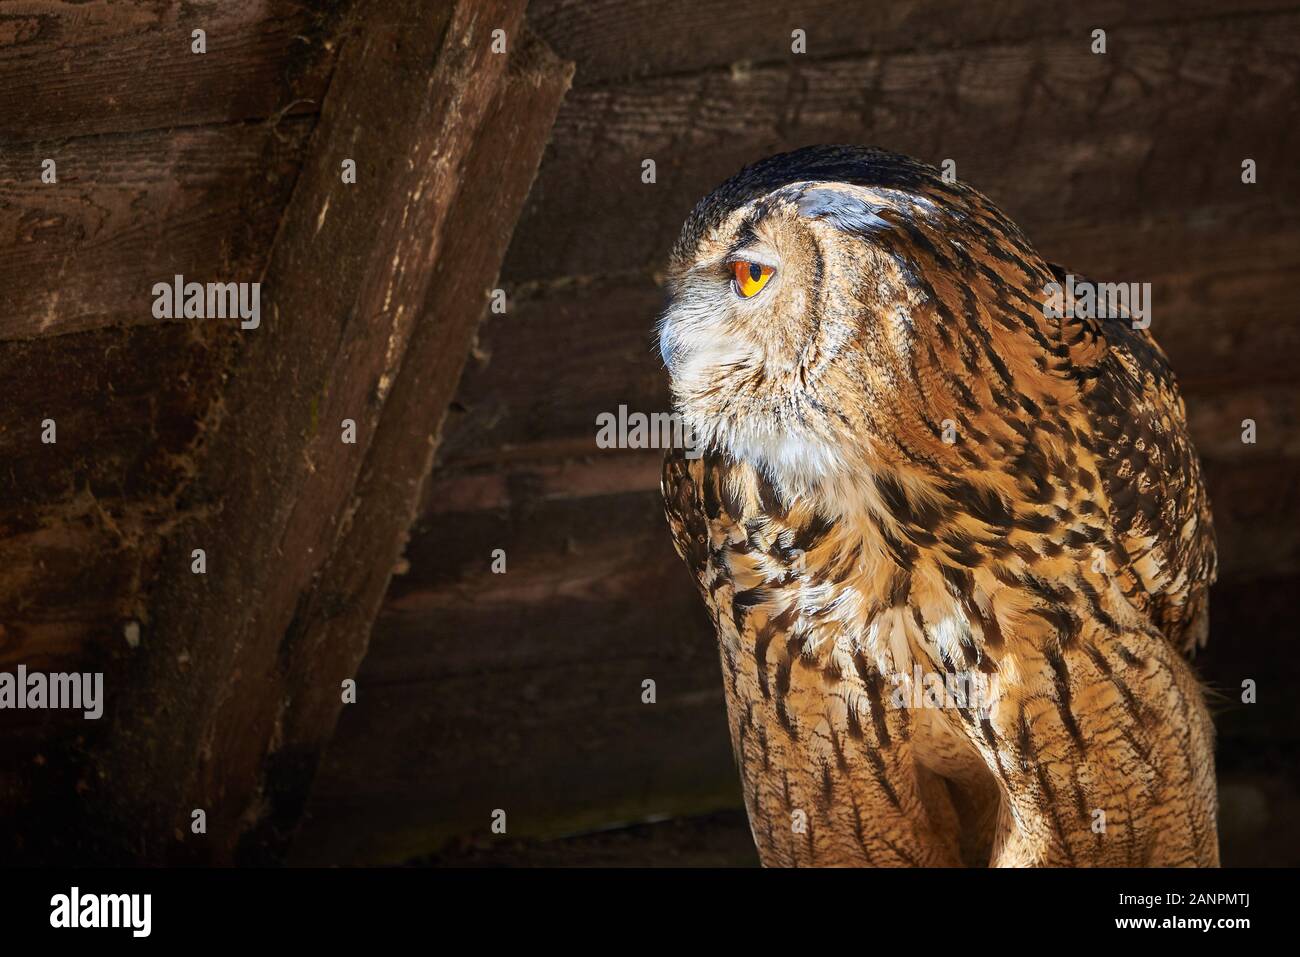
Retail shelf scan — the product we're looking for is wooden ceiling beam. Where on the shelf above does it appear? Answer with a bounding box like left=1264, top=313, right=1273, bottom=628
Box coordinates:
left=87, top=0, right=569, bottom=864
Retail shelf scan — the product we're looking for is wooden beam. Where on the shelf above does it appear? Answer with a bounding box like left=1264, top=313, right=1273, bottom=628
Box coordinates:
left=246, top=26, right=573, bottom=863
left=0, top=2, right=346, bottom=855
left=86, top=0, right=555, bottom=863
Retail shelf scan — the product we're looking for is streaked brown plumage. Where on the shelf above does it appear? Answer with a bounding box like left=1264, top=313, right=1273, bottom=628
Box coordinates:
left=659, top=146, right=1218, bottom=867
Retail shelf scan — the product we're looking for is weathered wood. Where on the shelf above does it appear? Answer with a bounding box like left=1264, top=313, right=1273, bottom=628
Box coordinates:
left=0, top=2, right=344, bottom=856
left=0, top=321, right=233, bottom=687
left=89, top=0, right=536, bottom=864
left=0, top=119, right=312, bottom=340
left=295, top=493, right=739, bottom=864
left=244, top=28, right=573, bottom=862
left=527, top=0, right=1300, bottom=86
left=1186, top=386, right=1300, bottom=461
left=504, top=10, right=1300, bottom=281
left=1202, top=458, right=1300, bottom=581
left=0, top=0, right=349, bottom=141
left=1202, top=575, right=1300, bottom=750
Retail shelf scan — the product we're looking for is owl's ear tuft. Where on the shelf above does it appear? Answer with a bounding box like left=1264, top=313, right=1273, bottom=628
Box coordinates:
left=796, top=187, right=894, bottom=236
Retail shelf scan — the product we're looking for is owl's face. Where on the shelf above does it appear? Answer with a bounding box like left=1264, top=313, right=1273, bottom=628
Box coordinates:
left=657, top=146, right=1053, bottom=502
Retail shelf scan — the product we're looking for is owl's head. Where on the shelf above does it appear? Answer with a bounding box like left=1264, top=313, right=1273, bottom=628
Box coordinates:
left=657, top=145, right=1056, bottom=502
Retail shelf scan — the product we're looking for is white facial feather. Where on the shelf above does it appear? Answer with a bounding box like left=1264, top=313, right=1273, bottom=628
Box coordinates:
left=661, top=294, right=852, bottom=499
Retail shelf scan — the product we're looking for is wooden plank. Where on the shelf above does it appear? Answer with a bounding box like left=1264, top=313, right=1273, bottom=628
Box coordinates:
left=243, top=28, right=573, bottom=862
left=0, top=323, right=222, bottom=516
left=0, top=119, right=312, bottom=339
left=87, top=0, right=535, bottom=864
left=297, top=674, right=738, bottom=864
left=527, top=0, right=1299, bottom=86
left=503, top=11, right=1300, bottom=281
left=0, top=0, right=350, bottom=141
left=1186, top=386, right=1300, bottom=462
left=1200, top=576, right=1300, bottom=810
left=295, top=492, right=739, bottom=864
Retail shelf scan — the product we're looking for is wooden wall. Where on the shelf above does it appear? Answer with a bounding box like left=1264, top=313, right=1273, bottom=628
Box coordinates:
left=298, top=0, right=1300, bottom=864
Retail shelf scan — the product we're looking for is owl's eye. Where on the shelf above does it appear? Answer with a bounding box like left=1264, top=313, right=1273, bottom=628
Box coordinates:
left=731, top=260, right=775, bottom=298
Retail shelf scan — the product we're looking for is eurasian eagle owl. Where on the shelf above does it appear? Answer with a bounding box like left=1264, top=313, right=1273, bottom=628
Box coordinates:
left=659, top=146, right=1218, bottom=867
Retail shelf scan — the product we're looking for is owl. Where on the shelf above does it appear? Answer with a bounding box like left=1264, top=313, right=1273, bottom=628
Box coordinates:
left=659, top=146, right=1218, bottom=867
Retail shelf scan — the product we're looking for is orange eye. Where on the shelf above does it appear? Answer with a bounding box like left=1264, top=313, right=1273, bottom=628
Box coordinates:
left=731, top=260, right=774, bottom=298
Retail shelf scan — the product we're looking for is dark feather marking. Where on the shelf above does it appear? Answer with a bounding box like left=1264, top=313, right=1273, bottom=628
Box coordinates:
left=1116, top=644, right=1146, bottom=669
left=792, top=511, right=834, bottom=552
left=1044, top=647, right=1086, bottom=749
left=818, top=761, right=835, bottom=811
left=849, top=799, right=874, bottom=863
left=888, top=569, right=912, bottom=606
left=945, top=478, right=1015, bottom=530
left=876, top=471, right=947, bottom=531
left=980, top=717, right=1012, bottom=788
left=864, top=746, right=903, bottom=811
left=774, top=658, right=796, bottom=737
left=1029, top=603, right=1083, bottom=649
left=880, top=524, right=919, bottom=566
left=854, top=656, right=893, bottom=749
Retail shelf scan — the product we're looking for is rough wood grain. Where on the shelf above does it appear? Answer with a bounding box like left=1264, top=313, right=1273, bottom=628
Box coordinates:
left=0, top=321, right=237, bottom=688
left=0, top=319, right=240, bottom=854
left=527, top=0, right=1300, bottom=86
left=88, top=0, right=534, bottom=864
left=0, top=0, right=350, bottom=140
left=0, top=119, right=312, bottom=340
left=0, top=2, right=345, bottom=853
